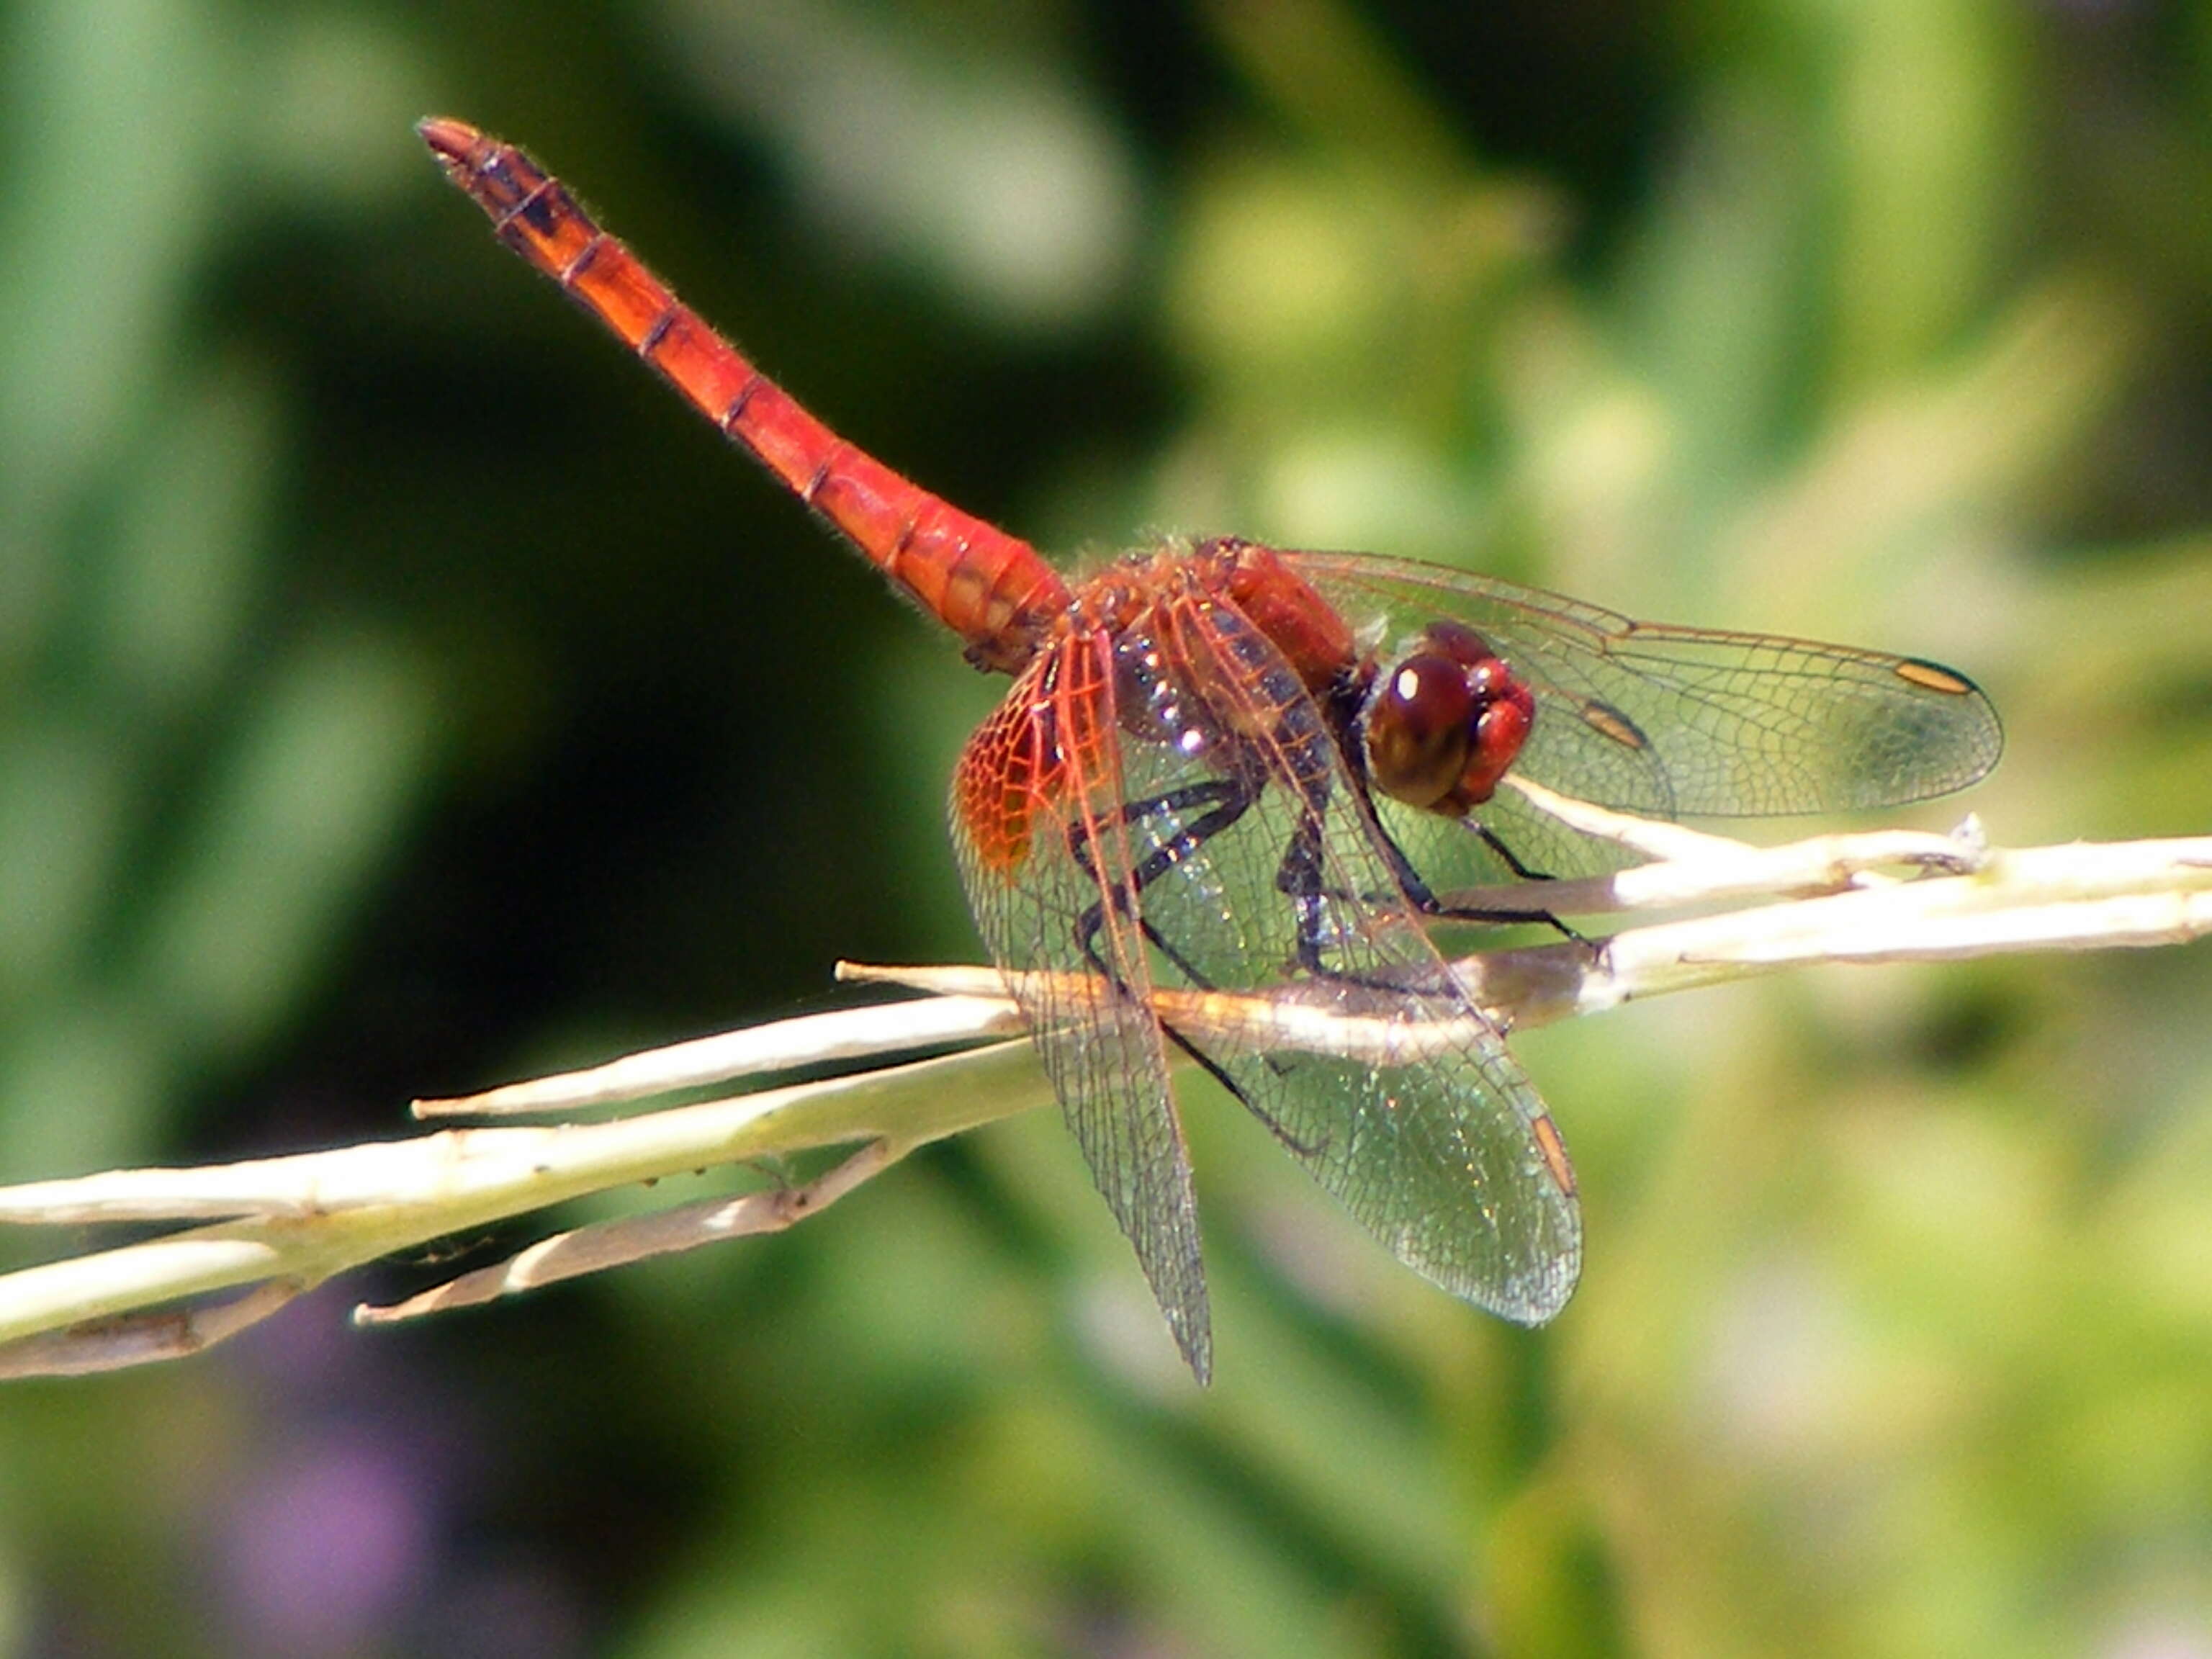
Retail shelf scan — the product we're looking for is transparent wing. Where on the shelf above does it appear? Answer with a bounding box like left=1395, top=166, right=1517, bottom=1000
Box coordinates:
left=1378, top=773, right=1651, bottom=887
left=1105, top=595, right=1582, bottom=1324
left=950, top=638, right=1213, bottom=1380
left=1284, top=549, right=2004, bottom=819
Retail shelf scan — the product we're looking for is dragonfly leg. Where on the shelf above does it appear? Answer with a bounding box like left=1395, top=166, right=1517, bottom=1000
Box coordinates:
left=1367, top=816, right=1584, bottom=942
left=1154, top=1023, right=1323, bottom=1159
left=1066, top=773, right=1324, bottom=1158
left=1474, top=820, right=1552, bottom=881
left=1067, top=777, right=1254, bottom=989
left=1277, top=811, right=1362, bottom=979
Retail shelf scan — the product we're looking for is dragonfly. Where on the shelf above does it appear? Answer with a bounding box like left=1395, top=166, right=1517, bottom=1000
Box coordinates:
left=421, top=118, right=2002, bottom=1382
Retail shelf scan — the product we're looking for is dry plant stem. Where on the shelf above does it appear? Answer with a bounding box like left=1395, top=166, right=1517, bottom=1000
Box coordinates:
left=0, top=1281, right=309, bottom=1380
left=847, top=828, right=2212, bottom=1050
left=0, top=997, right=1026, bottom=1228
left=0, top=810, right=2206, bottom=1377
left=413, top=994, right=1026, bottom=1117
left=1451, top=778, right=1992, bottom=916
left=0, top=1009, right=1053, bottom=1372
left=356, top=1138, right=900, bottom=1323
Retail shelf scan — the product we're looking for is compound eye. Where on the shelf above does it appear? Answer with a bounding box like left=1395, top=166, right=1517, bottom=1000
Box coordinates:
left=1364, top=652, right=1477, bottom=809
left=1422, top=619, right=1494, bottom=668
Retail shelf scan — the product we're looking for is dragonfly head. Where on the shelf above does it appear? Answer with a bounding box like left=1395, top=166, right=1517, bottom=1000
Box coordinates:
left=1360, top=621, right=1534, bottom=815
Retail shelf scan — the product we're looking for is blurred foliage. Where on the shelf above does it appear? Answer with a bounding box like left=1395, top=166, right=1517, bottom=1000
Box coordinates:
left=0, top=0, right=2208, bottom=1655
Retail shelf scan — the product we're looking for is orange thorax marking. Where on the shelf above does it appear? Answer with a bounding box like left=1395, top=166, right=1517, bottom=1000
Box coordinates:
left=953, top=543, right=1360, bottom=873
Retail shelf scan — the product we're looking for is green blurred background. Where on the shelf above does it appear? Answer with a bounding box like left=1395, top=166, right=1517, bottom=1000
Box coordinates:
left=2, top=0, right=2210, bottom=1653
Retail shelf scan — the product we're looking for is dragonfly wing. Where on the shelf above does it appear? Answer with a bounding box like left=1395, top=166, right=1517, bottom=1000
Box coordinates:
left=1220, top=1010, right=1582, bottom=1323
left=1285, top=549, right=2003, bottom=817
left=1112, top=594, right=1583, bottom=1324
left=950, top=637, right=1213, bottom=1380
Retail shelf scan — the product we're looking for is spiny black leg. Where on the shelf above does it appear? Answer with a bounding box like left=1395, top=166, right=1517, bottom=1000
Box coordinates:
left=1413, top=858, right=1584, bottom=940
left=1156, top=1020, right=1323, bottom=1157
left=1277, top=796, right=1580, bottom=978
left=1065, top=779, right=1247, bottom=910
left=1419, top=833, right=1586, bottom=942
left=1275, top=811, right=1339, bottom=978
left=1069, top=777, right=1254, bottom=989
left=1366, top=811, right=1584, bottom=941
left=1424, top=894, right=1586, bottom=943
left=1057, top=772, right=1325, bottom=1155
left=1476, top=820, right=1553, bottom=881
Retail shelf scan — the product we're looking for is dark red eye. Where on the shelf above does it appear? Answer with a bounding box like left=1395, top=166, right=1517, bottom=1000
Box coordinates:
left=1422, top=619, right=1495, bottom=669
left=1460, top=689, right=1533, bottom=802
left=1364, top=652, right=1477, bottom=809
left=1359, top=628, right=1537, bottom=815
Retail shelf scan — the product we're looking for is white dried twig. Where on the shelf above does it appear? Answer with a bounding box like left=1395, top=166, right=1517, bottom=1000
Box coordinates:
left=0, top=796, right=2204, bottom=1377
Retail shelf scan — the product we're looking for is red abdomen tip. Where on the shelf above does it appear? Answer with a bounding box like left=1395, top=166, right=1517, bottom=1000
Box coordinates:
left=417, top=116, right=487, bottom=167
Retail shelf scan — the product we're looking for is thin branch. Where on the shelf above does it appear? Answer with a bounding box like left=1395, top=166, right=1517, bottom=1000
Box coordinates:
left=849, top=819, right=2212, bottom=1040
left=413, top=994, right=1027, bottom=1118
left=355, top=1139, right=901, bottom=1322
left=0, top=806, right=2203, bottom=1377
left=0, top=1022, right=1054, bottom=1361
left=0, top=1280, right=309, bottom=1380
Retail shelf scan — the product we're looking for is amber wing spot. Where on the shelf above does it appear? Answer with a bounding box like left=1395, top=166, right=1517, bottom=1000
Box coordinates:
left=1578, top=699, right=1650, bottom=750
left=1529, top=1113, right=1578, bottom=1198
left=1893, top=657, right=1978, bottom=696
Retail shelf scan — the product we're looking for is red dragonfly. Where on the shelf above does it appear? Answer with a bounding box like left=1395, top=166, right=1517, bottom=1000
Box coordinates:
left=422, top=120, right=2002, bottom=1382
